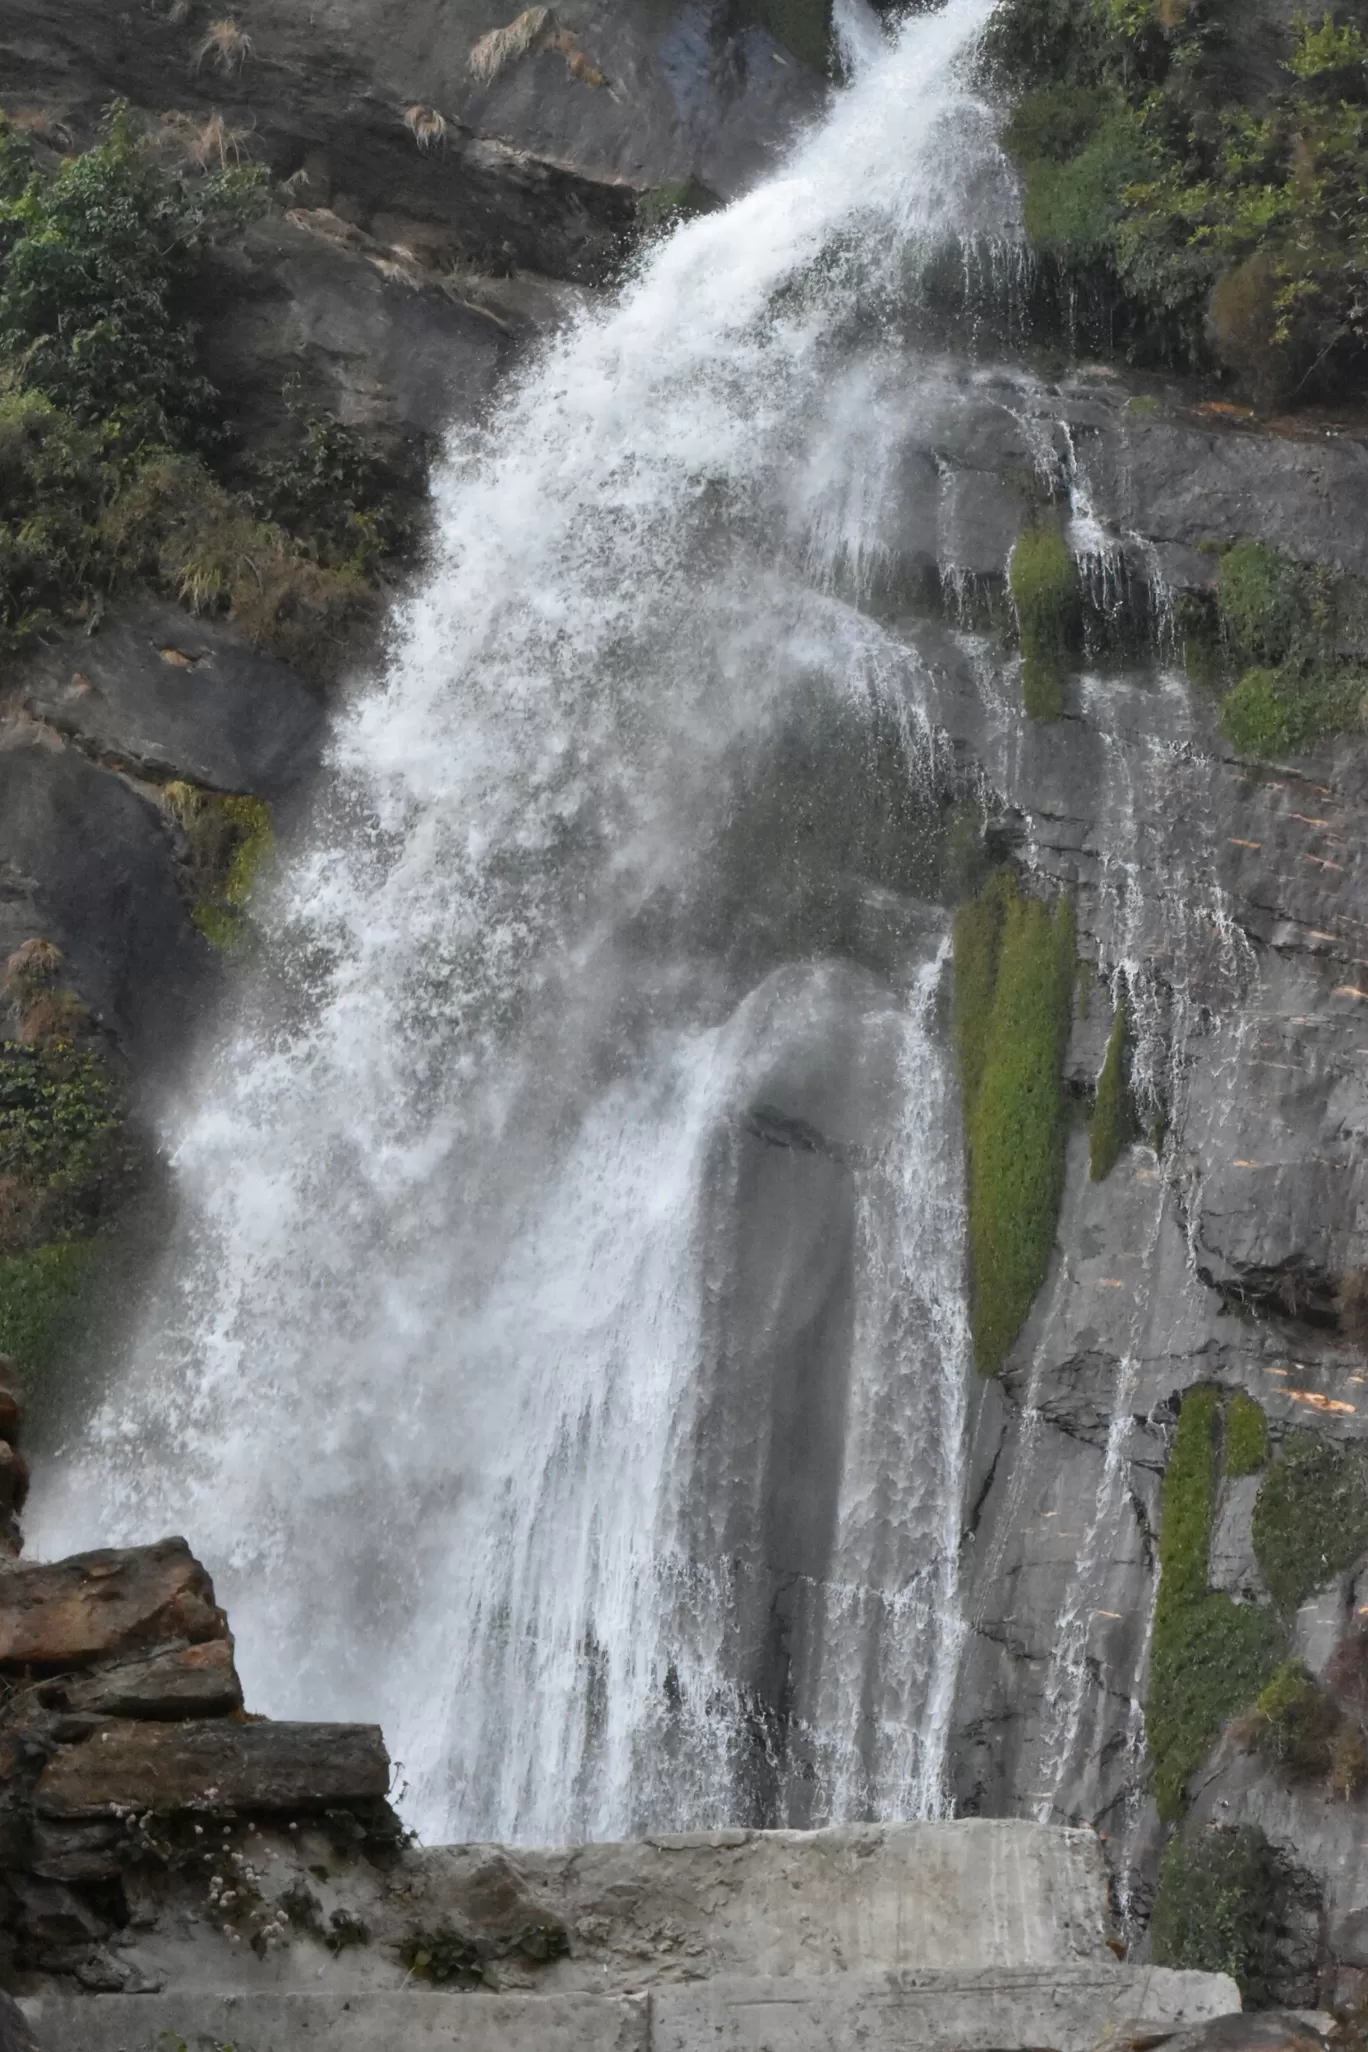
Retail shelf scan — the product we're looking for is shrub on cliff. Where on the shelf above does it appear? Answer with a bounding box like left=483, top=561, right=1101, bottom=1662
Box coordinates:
left=988, top=4, right=1368, bottom=402
left=0, top=102, right=263, bottom=449
left=1253, top=1433, right=1368, bottom=1613
left=1150, top=1823, right=1312, bottom=2003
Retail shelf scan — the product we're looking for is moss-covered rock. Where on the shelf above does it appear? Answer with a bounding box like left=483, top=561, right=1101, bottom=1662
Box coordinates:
left=1150, top=1823, right=1315, bottom=2004
left=953, top=871, right=1075, bottom=1374
left=0, top=1239, right=101, bottom=1379
left=163, top=784, right=275, bottom=950
left=1224, top=1390, right=1269, bottom=1477
left=1253, top=1432, right=1368, bottom=1613
left=1148, top=1386, right=1282, bottom=1818
left=1010, top=524, right=1080, bottom=721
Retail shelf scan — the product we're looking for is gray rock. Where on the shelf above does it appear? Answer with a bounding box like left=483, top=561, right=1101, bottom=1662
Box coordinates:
left=33, top=1717, right=391, bottom=1819
left=1210, top=1474, right=1268, bottom=1607
left=18, top=602, right=324, bottom=799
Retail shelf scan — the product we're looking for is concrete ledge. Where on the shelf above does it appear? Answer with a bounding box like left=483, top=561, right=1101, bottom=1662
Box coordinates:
left=21, top=1967, right=1241, bottom=2052
left=21, top=1989, right=649, bottom=2052
left=650, top=1966, right=1243, bottom=2052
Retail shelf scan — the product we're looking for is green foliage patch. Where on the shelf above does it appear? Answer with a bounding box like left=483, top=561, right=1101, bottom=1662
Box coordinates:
left=1149, top=1823, right=1306, bottom=2003
left=1010, top=523, right=1080, bottom=720
left=1089, top=993, right=1135, bottom=1180
left=0, top=1239, right=99, bottom=1377
left=1147, top=1386, right=1281, bottom=1818
left=163, top=785, right=275, bottom=950
left=1247, top=1658, right=1340, bottom=1778
left=1252, top=1431, right=1368, bottom=1613
left=953, top=870, right=1075, bottom=1374
left=0, top=1039, right=122, bottom=1240
left=1224, top=1389, right=1269, bottom=1476
left=987, top=3, right=1368, bottom=401
left=0, top=109, right=415, bottom=669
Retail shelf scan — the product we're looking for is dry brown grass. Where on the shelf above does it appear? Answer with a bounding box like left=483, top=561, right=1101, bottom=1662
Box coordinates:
left=194, top=18, right=254, bottom=74
left=468, top=6, right=606, bottom=87
left=187, top=112, right=253, bottom=168
left=2, top=940, right=62, bottom=996
left=403, top=104, right=448, bottom=151
left=16, top=992, right=89, bottom=1046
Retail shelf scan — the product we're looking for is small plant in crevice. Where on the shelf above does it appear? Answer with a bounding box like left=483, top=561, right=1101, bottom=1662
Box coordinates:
left=1089, top=990, right=1135, bottom=1180
left=1009, top=522, right=1080, bottom=721
left=952, top=869, right=1076, bottom=1375
left=1241, top=1659, right=1340, bottom=1779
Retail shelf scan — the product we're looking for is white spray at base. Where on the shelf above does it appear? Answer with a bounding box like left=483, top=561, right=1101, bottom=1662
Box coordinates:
left=33, top=1, right=1008, bottom=1843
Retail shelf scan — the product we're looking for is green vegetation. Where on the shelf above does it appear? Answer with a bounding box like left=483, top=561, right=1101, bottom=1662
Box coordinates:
left=1224, top=1389, right=1269, bottom=1477
left=1148, top=1386, right=1281, bottom=1818
left=0, top=1240, right=99, bottom=1376
left=1252, top=1431, right=1368, bottom=1612
left=1212, top=541, right=1366, bottom=755
left=1245, top=1658, right=1341, bottom=1778
left=163, top=785, right=275, bottom=950
left=1149, top=1823, right=1306, bottom=2003
left=987, top=4, right=1368, bottom=403
left=1089, top=993, right=1135, bottom=1180
left=634, top=180, right=721, bottom=232
left=1009, top=523, right=1080, bottom=720
left=0, top=108, right=417, bottom=671
left=953, top=870, right=1076, bottom=1374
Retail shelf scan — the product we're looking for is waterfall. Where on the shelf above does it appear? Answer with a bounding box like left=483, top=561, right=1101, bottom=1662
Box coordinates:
left=32, top=0, right=1010, bottom=1844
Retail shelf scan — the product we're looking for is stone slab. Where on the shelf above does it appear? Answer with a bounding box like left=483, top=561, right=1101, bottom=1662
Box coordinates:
left=20, top=1991, right=647, bottom=2052
left=34, top=1718, right=390, bottom=1818
left=649, top=1967, right=1243, bottom=2052
left=0, top=1541, right=225, bottom=1674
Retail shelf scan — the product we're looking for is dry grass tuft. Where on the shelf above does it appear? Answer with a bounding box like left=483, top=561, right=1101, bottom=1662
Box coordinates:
left=187, top=112, right=252, bottom=168
left=403, top=104, right=448, bottom=151
left=2, top=941, right=63, bottom=996
left=194, top=18, right=254, bottom=74
left=468, top=7, right=606, bottom=87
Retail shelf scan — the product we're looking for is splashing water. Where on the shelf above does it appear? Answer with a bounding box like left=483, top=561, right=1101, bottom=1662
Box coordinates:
left=34, top=0, right=1009, bottom=1843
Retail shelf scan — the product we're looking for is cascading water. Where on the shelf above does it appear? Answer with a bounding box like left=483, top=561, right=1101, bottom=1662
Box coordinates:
left=33, top=0, right=1011, bottom=1844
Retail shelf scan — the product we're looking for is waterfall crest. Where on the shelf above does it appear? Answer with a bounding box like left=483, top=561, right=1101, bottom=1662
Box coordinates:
left=34, top=0, right=1010, bottom=1844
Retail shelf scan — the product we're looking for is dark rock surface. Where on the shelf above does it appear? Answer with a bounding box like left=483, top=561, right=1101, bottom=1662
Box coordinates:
left=17, top=601, right=325, bottom=799
left=33, top=1716, right=391, bottom=1819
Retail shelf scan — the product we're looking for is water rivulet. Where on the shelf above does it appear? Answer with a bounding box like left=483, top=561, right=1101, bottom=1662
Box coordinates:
left=34, top=0, right=1014, bottom=1844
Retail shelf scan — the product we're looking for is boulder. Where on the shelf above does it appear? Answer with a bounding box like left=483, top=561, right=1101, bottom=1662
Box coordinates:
left=0, top=1539, right=226, bottom=1674
left=33, top=1717, right=391, bottom=1818
left=0, top=1993, right=36, bottom=2052
left=56, top=1638, right=243, bottom=1721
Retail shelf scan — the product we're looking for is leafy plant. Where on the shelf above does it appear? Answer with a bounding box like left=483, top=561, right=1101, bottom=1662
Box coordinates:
left=1150, top=1823, right=1309, bottom=2002
left=0, top=102, right=264, bottom=449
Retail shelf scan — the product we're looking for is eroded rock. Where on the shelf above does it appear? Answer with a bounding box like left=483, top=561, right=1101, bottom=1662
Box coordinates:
left=33, top=1717, right=391, bottom=1819
left=0, top=1539, right=226, bottom=1674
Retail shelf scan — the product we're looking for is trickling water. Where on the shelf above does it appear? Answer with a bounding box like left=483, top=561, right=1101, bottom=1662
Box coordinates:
left=34, top=0, right=1007, bottom=1844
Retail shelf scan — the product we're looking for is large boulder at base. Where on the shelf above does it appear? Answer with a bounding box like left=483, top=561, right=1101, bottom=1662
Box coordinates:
left=0, top=1540, right=226, bottom=1674
left=33, top=1717, right=391, bottom=1818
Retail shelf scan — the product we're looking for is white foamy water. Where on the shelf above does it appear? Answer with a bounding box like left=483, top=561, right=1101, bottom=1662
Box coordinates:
left=34, top=0, right=1009, bottom=1842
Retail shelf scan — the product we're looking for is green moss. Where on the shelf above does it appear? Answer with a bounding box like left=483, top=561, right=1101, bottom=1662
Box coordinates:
left=1219, top=543, right=1303, bottom=668
left=635, top=180, right=720, bottom=231
left=0, top=1239, right=99, bottom=1377
left=954, top=872, right=1076, bottom=1374
left=1224, top=1390, right=1269, bottom=1477
left=1220, top=664, right=1364, bottom=757
left=1147, top=1387, right=1282, bottom=1818
left=164, top=786, right=275, bottom=951
left=1150, top=1824, right=1305, bottom=2004
left=1253, top=1432, right=1368, bottom=1613
left=1010, top=525, right=1080, bottom=721
left=1089, top=995, right=1134, bottom=1181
